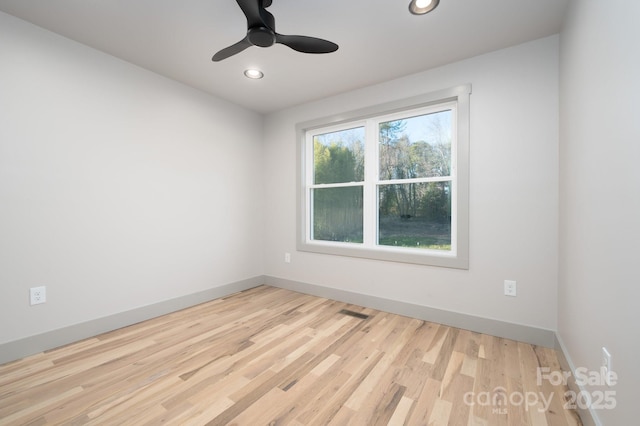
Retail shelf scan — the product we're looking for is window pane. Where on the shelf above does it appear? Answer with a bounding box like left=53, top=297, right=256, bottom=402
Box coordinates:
left=314, top=127, right=365, bottom=184
left=379, top=110, right=452, bottom=180
left=378, top=182, right=451, bottom=250
left=313, top=186, right=363, bottom=243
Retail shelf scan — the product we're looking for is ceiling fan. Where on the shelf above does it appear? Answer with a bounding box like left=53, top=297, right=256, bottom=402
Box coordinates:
left=212, top=0, right=339, bottom=62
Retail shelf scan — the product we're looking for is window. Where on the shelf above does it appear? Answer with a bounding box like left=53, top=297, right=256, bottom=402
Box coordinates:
left=297, top=85, right=470, bottom=269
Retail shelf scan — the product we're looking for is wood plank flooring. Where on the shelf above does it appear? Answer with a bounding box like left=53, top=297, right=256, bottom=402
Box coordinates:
left=0, top=286, right=582, bottom=425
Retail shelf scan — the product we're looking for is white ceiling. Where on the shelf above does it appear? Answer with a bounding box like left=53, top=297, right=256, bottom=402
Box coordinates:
left=0, top=0, right=568, bottom=114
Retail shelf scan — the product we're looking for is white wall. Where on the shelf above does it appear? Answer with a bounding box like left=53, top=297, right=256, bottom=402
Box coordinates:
left=264, top=36, right=560, bottom=331
left=559, top=1, right=640, bottom=424
left=0, top=12, right=264, bottom=345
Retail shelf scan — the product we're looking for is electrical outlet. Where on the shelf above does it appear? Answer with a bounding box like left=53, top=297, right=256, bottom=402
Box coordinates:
left=30, top=286, right=46, bottom=305
left=284, top=252, right=291, bottom=263
left=602, top=347, right=613, bottom=386
left=504, top=280, right=517, bottom=297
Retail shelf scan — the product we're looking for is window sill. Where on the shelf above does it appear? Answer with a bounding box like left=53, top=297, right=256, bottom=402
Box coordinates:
left=297, top=240, right=468, bottom=269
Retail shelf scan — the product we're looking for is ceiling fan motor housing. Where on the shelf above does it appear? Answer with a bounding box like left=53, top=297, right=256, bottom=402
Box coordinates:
left=248, top=26, right=276, bottom=47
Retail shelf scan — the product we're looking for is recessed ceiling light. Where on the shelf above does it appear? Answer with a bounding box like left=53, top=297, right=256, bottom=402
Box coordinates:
left=244, top=68, right=264, bottom=79
left=409, top=0, right=440, bottom=15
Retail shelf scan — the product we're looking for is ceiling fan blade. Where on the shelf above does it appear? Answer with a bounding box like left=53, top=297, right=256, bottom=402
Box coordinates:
left=275, top=34, right=339, bottom=54
left=212, top=38, right=252, bottom=62
left=236, top=0, right=268, bottom=28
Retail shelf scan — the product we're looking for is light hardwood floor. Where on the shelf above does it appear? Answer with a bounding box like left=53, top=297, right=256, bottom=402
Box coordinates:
left=0, top=286, right=581, bottom=425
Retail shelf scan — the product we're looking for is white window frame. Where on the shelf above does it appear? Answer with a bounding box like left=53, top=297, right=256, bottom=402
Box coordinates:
left=296, top=85, right=471, bottom=269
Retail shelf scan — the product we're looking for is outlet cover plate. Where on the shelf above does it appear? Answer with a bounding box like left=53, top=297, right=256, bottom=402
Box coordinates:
left=504, top=280, right=517, bottom=297
left=30, top=286, right=46, bottom=305
left=602, top=347, right=613, bottom=386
